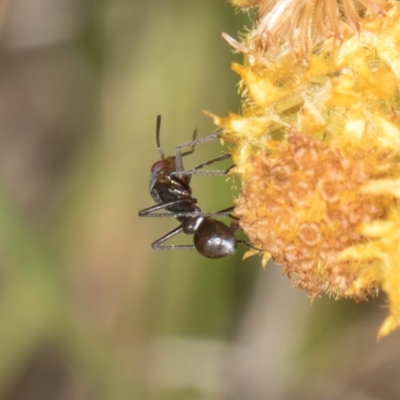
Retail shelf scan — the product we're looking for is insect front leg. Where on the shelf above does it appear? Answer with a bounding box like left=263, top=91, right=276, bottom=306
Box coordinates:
left=181, top=153, right=233, bottom=176
left=175, top=131, right=223, bottom=175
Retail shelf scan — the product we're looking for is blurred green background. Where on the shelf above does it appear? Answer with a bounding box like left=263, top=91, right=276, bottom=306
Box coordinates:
left=0, top=1, right=400, bottom=399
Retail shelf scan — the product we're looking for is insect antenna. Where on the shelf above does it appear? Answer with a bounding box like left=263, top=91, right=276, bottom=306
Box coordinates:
left=155, top=115, right=165, bottom=159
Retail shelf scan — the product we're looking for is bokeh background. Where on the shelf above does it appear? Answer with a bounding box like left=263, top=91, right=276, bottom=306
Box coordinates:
left=1, top=1, right=400, bottom=399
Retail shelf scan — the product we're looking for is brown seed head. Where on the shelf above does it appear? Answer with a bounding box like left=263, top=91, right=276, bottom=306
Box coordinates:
left=235, top=131, right=394, bottom=299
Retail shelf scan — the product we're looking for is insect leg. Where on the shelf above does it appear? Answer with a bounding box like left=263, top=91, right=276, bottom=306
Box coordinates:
left=237, top=240, right=262, bottom=252
left=152, top=225, right=196, bottom=251
left=180, top=128, right=197, bottom=157
left=175, top=130, right=222, bottom=174
left=168, top=206, right=236, bottom=219
left=138, top=199, right=195, bottom=217
left=229, top=219, right=262, bottom=252
left=191, top=153, right=230, bottom=170
left=180, top=153, right=232, bottom=176
left=214, top=206, right=235, bottom=215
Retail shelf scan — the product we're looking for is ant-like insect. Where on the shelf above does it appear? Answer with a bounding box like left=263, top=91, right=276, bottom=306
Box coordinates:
left=138, top=115, right=258, bottom=259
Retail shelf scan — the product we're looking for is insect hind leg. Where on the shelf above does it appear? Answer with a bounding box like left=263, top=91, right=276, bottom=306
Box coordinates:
left=152, top=225, right=196, bottom=251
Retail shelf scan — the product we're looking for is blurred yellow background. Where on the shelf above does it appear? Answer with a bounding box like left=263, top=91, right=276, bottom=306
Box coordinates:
left=0, top=1, right=399, bottom=399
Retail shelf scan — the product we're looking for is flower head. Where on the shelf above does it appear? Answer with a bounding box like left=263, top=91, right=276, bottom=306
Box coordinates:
left=231, top=0, right=391, bottom=59
left=212, top=0, right=400, bottom=337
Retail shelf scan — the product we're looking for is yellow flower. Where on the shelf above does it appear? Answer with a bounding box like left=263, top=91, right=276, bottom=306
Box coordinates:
left=230, top=0, right=391, bottom=59
left=211, top=0, right=400, bottom=337
left=340, top=179, right=400, bottom=338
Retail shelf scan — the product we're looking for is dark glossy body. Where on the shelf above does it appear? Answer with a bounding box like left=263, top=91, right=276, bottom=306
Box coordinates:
left=193, top=219, right=237, bottom=258
left=149, top=156, right=200, bottom=221
left=147, top=153, right=235, bottom=257
left=138, top=115, right=258, bottom=259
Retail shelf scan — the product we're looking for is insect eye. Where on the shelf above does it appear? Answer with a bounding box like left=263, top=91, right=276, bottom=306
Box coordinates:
left=151, top=160, right=167, bottom=173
